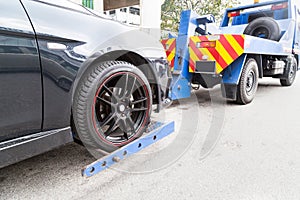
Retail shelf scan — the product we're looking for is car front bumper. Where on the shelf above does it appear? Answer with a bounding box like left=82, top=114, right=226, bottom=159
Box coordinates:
left=148, top=58, right=173, bottom=112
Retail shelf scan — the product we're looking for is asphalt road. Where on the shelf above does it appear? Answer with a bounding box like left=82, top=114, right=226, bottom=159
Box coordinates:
left=1, top=77, right=300, bottom=200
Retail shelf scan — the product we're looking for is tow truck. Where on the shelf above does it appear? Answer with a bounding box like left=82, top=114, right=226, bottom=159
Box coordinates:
left=82, top=0, right=300, bottom=176
left=162, top=0, right=300, bottom=104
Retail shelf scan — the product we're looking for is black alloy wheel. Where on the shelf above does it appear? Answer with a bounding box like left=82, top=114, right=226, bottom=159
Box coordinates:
left=73, top=61, right=152, bottom=152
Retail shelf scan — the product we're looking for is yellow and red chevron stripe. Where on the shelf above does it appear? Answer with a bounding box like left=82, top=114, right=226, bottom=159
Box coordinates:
left=161, top=38, right=176, bottom=71
left=189, top=34, right=245, bottom=74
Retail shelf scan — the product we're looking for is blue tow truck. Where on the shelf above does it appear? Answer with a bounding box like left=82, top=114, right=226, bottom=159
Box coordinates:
left=162, top=0, right=300, bottom=104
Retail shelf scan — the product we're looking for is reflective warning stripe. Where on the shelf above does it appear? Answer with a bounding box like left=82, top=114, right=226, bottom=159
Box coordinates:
left=161, top=38, right=176, bottom=71
left=190, top=36, right=223, bottom=73
left=189, top=34, right=245, bottom=74
left=189, top=39, right=203, bottom=72
left=223, top=35, right=244, bottom=56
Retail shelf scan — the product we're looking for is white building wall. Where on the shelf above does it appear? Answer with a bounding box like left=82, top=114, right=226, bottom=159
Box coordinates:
left=70, top=0, right=162, bottom=39
left=139, top=0, right=162, bottom=39
left=94, top=0, right=104, bottom=12
left=140, top=0, right=161, bottom=29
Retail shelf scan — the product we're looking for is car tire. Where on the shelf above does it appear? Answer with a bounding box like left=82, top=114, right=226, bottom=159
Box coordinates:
left=236, top=58, right=259, bottom=105
left=280, top=57, right=297, bottom=86
left=73, top=61, right=152, bottom=152
left=244, top=17, right=281, bottom=41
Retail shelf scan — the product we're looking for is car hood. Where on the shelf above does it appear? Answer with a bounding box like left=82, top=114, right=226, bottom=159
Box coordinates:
left=21, top=0, right=165, bottom=59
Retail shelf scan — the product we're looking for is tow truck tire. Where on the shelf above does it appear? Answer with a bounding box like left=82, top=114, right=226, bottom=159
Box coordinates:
left=236, top=58, right=259, bottom=105
left=73, top=61, right=152, bottom=153
left=244, top=17, right=281, bottom=41
left=280, top=57, right=297, bottom=86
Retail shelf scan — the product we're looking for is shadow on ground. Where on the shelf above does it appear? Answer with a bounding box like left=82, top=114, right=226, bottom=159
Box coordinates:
left=0, top=143, right=94, bottom=186
left=0, top=79, right=285, bottom=195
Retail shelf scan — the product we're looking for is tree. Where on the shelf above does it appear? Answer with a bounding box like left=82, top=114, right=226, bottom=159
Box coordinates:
left=161, top=0, right=240, bottom=32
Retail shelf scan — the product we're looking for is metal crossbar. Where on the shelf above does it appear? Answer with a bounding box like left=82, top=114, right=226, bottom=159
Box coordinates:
left=82, top=121, right=175, bottom=177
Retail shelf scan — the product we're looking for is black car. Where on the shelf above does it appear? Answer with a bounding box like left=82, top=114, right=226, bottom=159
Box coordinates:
left=0, top=0, right=171, bottom=168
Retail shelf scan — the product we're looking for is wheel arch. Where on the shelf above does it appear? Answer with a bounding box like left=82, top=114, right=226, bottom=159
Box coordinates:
left=70, top=50, right=160, bottom=136
left=248, top=54, right=263, bottom=78
left=221, top=54, right=260, bottom=100
left=72, top=50, right=160, bottom=104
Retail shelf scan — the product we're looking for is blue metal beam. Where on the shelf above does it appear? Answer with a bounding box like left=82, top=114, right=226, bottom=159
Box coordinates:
left=226, top=0, right=288, bottom=12
left=170, top=10, right=202, bottom=100
left=82, top=121, right=175, bottom=177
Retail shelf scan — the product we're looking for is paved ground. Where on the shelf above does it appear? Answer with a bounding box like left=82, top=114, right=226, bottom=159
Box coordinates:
left=1, top=77, right=300, bottom=200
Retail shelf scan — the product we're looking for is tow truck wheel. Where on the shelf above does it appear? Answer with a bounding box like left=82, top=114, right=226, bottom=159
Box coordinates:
left=280, top=57, right=297, bottom=87
left=236, top=58, right=259, bottom=105
left=73, top=61, right=152, bottom=152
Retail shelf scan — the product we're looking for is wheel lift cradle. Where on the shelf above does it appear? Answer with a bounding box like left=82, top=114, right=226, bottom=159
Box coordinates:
left=82, top=121, right=174, bottom=177
left=161, top=0, right=300, bottom=101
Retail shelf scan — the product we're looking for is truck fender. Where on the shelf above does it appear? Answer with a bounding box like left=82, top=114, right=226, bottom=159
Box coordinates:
left=222, top=54, right=262, bottom=85
left=222, top=54, right=247, bottom=85
left=221, top=54, right=262, bottom=100
left=251, top=54, right=263, bottom=78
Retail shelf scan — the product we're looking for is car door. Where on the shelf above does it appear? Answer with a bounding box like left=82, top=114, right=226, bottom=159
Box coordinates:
left=0, top=0, right=42, bottom=141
